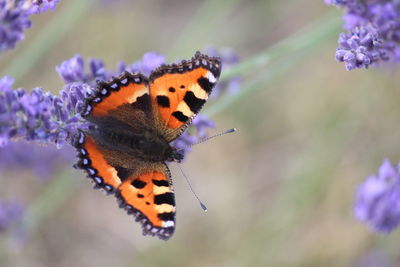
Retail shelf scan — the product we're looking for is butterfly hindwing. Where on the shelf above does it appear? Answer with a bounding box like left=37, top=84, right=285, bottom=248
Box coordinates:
left=74, top=132, right=123, bottom=194
left=149, top=52, right=221, bottom=141
left=115, top=164, right=176, bottom=240
left=74, top=132, right=175, bottom=240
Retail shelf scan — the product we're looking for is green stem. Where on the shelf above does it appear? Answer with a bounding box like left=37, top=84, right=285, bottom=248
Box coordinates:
left=1, top=0, right=95, bottom=83
left=205, top=48, right=306, bottom=117
left=220, top=11, right=341, bottom=81
left=204, top=12, right=341, bottom=117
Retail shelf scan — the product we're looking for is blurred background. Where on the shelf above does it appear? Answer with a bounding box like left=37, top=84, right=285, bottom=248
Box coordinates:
left=1, top=0, right=400, bottom=266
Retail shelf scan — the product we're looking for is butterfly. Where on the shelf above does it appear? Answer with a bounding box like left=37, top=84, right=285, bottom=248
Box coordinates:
left=73, top=52, right=221, bottom=240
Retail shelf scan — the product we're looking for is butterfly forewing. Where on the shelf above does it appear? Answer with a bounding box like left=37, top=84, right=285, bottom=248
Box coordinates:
left=82, top=72, right=153, bottom=130
left=149, top=52, right=221, bottom=142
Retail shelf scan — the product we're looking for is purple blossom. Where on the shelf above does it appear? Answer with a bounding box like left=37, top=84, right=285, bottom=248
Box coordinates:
left=354, top=159, right=400, bottom=234
left=326, top=0, right=400, bottom=70
left=32, top=0, right=61, bottom=14
left=172, top=115, right=216, bottom=155
left=0, top=200, right=23, bottom=232
left=0, top=0, right=61, bottom=52
left=336, top=26, right=388, bottom=70
left=192, top=115, right=216, bottom=139
left=0, top=141, right=75, bottom=181
left=118, top=52, right=166, bottom=76
left=0, top=0, right=31, bottom=52
left=172, top=131, right=198, bottom=154
left=0, top=76, right=90, bottom=147
left=56, top=55, right=108, bottom=85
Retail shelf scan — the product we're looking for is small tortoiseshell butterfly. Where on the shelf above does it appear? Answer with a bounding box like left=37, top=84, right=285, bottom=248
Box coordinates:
left=73, top=52, right=221, bottom=240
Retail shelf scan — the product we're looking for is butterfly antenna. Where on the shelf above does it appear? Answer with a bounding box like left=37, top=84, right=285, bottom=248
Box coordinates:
left=178, top=165, right=208, bottom=212
left=177, top=128, right=237, bottom=153
left=192, top=128, right=236, bottom=147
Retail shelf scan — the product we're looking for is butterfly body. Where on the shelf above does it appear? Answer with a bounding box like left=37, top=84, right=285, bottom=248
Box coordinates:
left=87, top=118, right=182, bottom=163
left=73, top=52, right=221, bottom=240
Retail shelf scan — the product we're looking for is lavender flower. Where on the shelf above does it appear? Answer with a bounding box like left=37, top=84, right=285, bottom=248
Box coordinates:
left=0, top=76, right=89, bottom=147
left=31, top=0, right=61, bottom=14
left=326, top=0, right=400, bottom=70
left=0, top=0, right=31, bottom=52
left=56, top=55, right=108, bottom=85
left=0, top=0, right=60, bottom=52
left=118, top=52, right=166, bottom=76
left=0, top=141, right=74, bottom=181
left=0, top=200, right=23, bottom=232
left=172, top=115, right=216, bottom=154
left=354, top=159, right=400, bottom=233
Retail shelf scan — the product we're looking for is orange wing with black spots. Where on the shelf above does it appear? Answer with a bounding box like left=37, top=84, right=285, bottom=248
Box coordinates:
left=149, top=52, right=221, bottom=141
left=73, top=52, right=222, bottom=241
left=82, top=72, right=150, bottom=120
left=115, top=164, right=176, bottom=240
left=74, top=132, right=122, bottom=194
left=74, top=131, right=175, bottom=240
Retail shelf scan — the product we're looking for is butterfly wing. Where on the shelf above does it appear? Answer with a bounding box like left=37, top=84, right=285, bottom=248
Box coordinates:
left=116, top=163, right=176, bottom=240
left=81, top=71, right=153, bottom=130
left=74, top=132, right=175, bottom=240
left=74, top=52, right=220, bottom=240
left=75, top=72, right=176, bottom=240
left=74, top=132, right=126, bottom=194
left=149, top=52, right=221, bottom=142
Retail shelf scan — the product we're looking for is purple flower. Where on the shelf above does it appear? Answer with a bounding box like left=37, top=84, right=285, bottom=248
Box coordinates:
left=354, top=159, right=400, bottom=233
left=172, top=115, right=216, bottom=155
left=0, top=0, right=32, bottom=52
left=118, top=52, right=166, bottom=76
left=0, top=200, right=23, bottom=232
left=32, top=0, right=61, bottom=14
left=173, top=132, right=198, bottom=153
left=326, top=0, right=400, bottom=70
left=336, top=25, right=387, bottom=70
left=0, top=76, right=90, bottom=147
left=0, top=141, right=74, bottom=181
left=192, top=115, right=216, bottom=139
left=56, top=55, right=108, bottom=85
left=56, top=55, right=86, bottom=84
left=0, top=0, right=61, bottom=52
